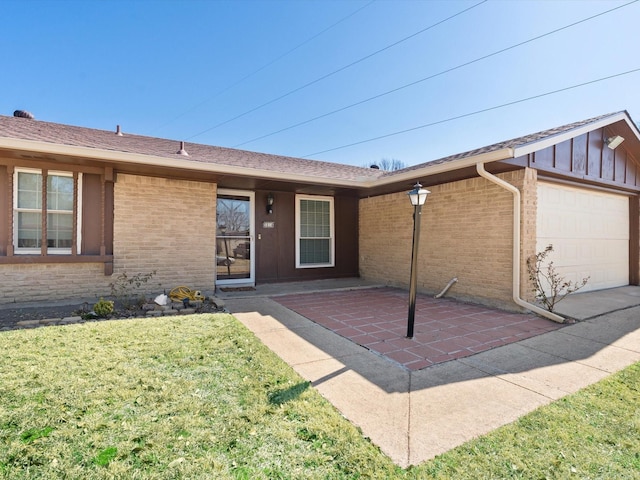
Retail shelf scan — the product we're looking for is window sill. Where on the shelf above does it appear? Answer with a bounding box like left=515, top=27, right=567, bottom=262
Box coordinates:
left=0, top=254, right=112, bottom=264
left=0, top=255, right=114, bottom=275
left=296, top=264, right=335, bottom=269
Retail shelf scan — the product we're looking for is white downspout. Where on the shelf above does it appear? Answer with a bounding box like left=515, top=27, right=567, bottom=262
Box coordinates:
left=476, top=163, right=565, bottom=323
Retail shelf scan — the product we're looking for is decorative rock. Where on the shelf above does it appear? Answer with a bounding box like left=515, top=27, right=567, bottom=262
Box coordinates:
left=142, top=303, right=156, bottom=311
left=60, top=318, right=81, bottom=324
left=163, top=309, right=179, bottom=316
left=211, top=296, right=225, bottom=308
left=146, top=310, right=163, bottom=317
left=39, top=318, right=60, bottom=325
left=16, top=320, right=41, bottom=327
left=181, top=308, right=196, bottom=315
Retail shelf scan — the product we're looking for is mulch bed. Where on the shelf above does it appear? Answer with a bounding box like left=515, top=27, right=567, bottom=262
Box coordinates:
left=0, top=299, right=224, bottom=332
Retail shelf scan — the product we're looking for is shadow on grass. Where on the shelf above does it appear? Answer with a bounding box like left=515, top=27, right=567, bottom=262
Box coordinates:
left=268, top=381, right=310, bottom=405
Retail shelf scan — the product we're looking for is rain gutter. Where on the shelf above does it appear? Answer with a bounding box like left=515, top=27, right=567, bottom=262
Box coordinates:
left=0, top=137, right=368, bottom=189
left=0, top=137, right=518, bottom=191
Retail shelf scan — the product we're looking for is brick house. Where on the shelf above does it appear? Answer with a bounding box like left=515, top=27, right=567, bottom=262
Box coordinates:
left=1, top=111, right=639, bottom=315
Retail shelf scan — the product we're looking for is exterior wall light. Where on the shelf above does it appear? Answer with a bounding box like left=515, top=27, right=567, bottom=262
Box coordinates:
left=406, top=182, right=430, bottom=339
left=605, top=135, right=624, bottom=150
left=267, top=193, right=275, bottom=214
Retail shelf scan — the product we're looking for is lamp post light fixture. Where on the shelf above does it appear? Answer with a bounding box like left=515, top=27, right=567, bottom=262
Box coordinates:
left=406, top=182, right=430, bottom=339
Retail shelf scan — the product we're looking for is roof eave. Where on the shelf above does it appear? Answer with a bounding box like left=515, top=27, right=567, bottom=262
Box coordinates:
left=365, top=147, right=515, bottom=188
left=0, top=137, right=372, bottom=189
left=4, top=110, right=635, bottom=192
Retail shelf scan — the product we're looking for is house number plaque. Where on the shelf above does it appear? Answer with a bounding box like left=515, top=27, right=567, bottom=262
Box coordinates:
left=262, top=221, right=275, bottom=228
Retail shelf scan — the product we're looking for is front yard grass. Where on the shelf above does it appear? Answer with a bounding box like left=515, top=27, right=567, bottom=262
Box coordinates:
left=0, top=313, right=638, bottom=479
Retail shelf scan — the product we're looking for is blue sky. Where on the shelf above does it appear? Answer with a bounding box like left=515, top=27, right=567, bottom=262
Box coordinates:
left=2, top=0, right=639, bottom=167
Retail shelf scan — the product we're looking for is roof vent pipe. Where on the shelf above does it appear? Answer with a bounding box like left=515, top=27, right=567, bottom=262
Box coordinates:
left=177, top=141, right=189, bottom=156
left=13, top=110, right=34, bottom=119
left=476, top=163, right=565, bottom=323
left=115, top=125, right=123, bottom=136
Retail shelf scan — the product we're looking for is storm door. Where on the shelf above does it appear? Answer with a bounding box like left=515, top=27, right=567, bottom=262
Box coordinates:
left=216, top=190, right=255, bottom=286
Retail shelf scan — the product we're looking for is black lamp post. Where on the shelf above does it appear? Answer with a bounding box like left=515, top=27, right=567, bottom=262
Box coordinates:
left=406, top=182, right=430, bottom=339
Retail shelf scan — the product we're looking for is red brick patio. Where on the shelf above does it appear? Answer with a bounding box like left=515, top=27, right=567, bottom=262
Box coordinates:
left=272, top=287, right=564, bottom=371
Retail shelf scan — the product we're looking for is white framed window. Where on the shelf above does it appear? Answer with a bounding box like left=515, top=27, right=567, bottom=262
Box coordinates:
left=295, top=195, right=334, bottom=268
left=13, top=169, right=81, bottom=254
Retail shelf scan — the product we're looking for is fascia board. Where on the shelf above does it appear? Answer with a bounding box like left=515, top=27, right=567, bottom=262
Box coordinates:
left=0, top=138, right=515, bottom=191
left=365, top=147, right=515, bottom=188
left=512, top=112, right=633, bottom=158
left=0, top=137, right=366, bottom=188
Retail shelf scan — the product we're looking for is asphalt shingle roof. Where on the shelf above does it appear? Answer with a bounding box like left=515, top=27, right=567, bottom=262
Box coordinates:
left=0, top=115, right=383, bottom=182
left=0, top=111, right=630, bottom=182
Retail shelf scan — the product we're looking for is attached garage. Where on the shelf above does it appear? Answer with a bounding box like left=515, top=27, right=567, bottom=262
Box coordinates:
left=536, top=182, right=629, bottom=292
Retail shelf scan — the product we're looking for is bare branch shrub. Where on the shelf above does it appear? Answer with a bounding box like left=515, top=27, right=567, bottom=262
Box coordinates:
left=526, top=245, right=589, bottom=312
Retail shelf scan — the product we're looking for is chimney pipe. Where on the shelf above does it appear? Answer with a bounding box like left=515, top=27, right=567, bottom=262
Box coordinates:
left=177, top=141, right=189, bottom=156
left=13, top=110, right=34, bottom=119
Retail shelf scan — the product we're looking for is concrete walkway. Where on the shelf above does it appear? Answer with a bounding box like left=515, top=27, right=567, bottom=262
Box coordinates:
left=221, top=283, right=640, bottom=468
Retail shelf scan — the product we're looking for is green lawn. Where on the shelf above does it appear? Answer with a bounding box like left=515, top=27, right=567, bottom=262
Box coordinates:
left=0, top=314, right=638, bottom=479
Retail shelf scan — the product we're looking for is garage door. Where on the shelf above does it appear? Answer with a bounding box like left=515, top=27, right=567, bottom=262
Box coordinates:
left=537, top=182, right=629, bottom=293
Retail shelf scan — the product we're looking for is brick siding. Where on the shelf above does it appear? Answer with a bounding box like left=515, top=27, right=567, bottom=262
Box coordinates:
left=113, top=174, right=217, bottom=297
left=0, top=263, right=110, bottom=304
left=519, top=168, right=538, bottom=303
left=359, top=168, right=537, bottom=310
left=0, top=175, right=217, bottom=305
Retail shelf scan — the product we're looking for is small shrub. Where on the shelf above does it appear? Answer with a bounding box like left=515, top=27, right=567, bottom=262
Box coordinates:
left=109, top=271, right=156, bottom=310
left=527, top=244, right=589, bottom=312
left=93, top=298, right=114, bottom=318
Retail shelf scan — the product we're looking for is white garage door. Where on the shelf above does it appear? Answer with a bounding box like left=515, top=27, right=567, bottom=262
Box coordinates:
left=537, top=182, right=629, bottom=293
